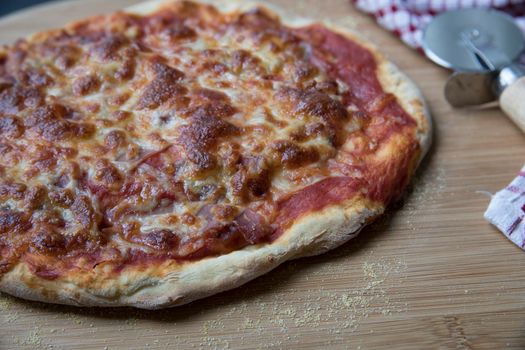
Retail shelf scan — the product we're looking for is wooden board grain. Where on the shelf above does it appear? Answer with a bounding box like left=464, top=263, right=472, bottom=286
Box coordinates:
left=0, top=1, right=524, bottom=349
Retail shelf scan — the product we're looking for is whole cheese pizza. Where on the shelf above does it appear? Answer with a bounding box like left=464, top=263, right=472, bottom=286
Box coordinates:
left=0, top=0, right=431, bottom=308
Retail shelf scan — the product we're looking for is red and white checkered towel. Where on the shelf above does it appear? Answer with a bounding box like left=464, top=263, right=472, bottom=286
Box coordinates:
left=352, top=0, right=525, bottom=249
left=352, top=0, right=525, bottom=51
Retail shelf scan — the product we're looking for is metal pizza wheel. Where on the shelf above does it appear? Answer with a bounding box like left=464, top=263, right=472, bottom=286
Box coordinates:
left=422, top=8, right=525, bottom=132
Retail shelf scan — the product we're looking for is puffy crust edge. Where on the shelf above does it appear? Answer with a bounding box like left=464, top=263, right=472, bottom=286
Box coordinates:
left=0, top=0, right=431, bottom=309
left=2, top=197, right=381, bottom=309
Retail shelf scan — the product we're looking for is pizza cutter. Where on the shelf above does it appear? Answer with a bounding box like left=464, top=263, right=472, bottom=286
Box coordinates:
left=422, top=8, right=525, bottom=132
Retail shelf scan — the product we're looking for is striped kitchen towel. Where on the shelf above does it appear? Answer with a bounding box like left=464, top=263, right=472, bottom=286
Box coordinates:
left=485, top=166, right=525, bottom=249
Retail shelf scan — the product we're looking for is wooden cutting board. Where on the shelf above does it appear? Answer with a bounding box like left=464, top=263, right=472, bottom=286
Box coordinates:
left=0, top=0, right=524, bottom=349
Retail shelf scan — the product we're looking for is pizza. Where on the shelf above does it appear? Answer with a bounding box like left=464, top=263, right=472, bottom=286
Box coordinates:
left=0, top=0, right=431, bottom=308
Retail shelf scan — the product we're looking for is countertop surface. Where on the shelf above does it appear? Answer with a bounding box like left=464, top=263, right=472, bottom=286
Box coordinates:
left=0, top=0, right=524, bottom=349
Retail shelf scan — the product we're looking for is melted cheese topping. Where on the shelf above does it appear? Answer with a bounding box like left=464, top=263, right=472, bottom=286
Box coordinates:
left=0, top=1, right=415, bottom=274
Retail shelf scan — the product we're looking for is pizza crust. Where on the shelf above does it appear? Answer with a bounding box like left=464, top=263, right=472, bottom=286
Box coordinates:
left=0, top=0, right=431, bottom=309
left=1, top=196, right=381, bottom=308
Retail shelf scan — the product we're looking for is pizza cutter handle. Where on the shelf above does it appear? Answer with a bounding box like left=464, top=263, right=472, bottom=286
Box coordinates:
left=499, top=76, right=525, bottom=133
left=494, top=64, right=525, bottom=133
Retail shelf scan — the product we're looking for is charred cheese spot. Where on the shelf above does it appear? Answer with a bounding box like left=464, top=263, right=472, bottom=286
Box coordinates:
left=290, top=61, right=318, bottom=84
left=71, top=195, right=98, bottom=229
left=137, top=61, right=186, bottom=109
left=201, top=61, right=229, bottom=75
left=104, top=130, right=127, bottom=149
left=107, top=93, right=131, bottom=106
left=0, top=85, right=43, bottom=114
left=275, top=87, right=348, bottom=146
left=18, top=67, right=53, bottom=88
left=0, top=182, right=27, bottom=200
left=24, top=105, right=95, bottom=142
left=271, top=140, right=320, bottom=169
left=72, top=75, right=100, bottom=96
left=115, top=58, right=136, bottom=81
left=179, top=107, right=239, bottom=172
left=91, top=35, right=128, bottom=61
left=161, top=22, right=197, bottom=42
left=52, top=46, right=81, bottom=70
left=235, top=8, right=280, bottom=32
left=31, top=229, right=66, bottom=255
left=48, top=189, right=74, bottom=207
left=94, top=159, right=123, bottom=188
left=277, top=87, right=347, bottom=122
left=0, top=115, right=24, bottom=138
left=111, top=110, right=131, bottom=121
left=24, top=186, right=47, bottom=210
left=0, top=80, right=10, bottom=93
left=181, top=213, right=196, bottom=225
left=231, top=49, right=263, bottom=75
left=0, top=210, right=30, bottom=234
left=231, top=156, right=270, bottom=201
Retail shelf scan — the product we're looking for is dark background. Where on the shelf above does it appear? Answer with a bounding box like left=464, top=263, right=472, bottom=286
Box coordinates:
left=1, top=0, right=54, bottom=17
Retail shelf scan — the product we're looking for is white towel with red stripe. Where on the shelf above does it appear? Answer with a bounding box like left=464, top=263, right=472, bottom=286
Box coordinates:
left=352, top=0, right=525, bottom=249
left=484, top=167, right=525, bottom=249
